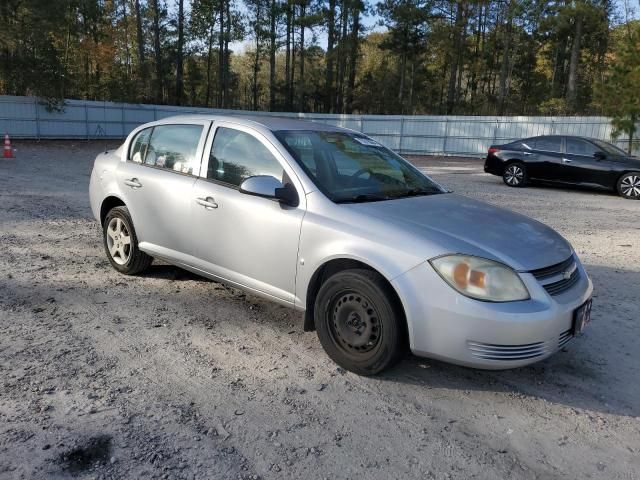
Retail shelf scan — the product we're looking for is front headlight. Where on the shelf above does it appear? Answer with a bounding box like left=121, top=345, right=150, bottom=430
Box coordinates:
left=430, top=254, right=530, bottom=302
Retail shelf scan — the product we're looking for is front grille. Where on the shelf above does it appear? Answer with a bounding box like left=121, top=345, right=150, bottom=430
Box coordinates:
left=467, top=340, right=549, bottom=361
left=467, top=329, right=574, bottom=362
left=530, top=255, right=575, bottom=280
left=530, top=255, right=581, bottom=296
left=542, top=269, right=580, bottom=295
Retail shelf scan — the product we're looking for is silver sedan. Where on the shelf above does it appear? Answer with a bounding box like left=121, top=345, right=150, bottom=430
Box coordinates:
left=89, top=115, right=593, bottom=375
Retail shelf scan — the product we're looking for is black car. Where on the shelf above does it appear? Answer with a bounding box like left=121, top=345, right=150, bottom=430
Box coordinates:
left=484, top=135, right=640, bottom=199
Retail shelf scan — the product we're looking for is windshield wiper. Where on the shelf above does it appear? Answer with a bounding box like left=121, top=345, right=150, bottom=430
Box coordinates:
left=394, top=188, right=438, bottom=198
left=335, top=193, right=390, bottom=203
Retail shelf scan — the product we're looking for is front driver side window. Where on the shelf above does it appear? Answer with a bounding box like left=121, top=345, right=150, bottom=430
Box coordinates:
left=208, top=127, right=284, bottom=186
left=566, top=138, right=597, bottom=156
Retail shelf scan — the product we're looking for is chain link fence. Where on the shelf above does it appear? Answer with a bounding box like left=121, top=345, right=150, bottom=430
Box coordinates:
left=1, top=95, right=638, bottom=156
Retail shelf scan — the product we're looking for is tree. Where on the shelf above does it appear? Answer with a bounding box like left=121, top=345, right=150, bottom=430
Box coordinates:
left=597, top=22, right=640, bottom=153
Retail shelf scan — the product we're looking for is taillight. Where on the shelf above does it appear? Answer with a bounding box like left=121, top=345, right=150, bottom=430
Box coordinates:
left=488, top=147, right=500, bottom=154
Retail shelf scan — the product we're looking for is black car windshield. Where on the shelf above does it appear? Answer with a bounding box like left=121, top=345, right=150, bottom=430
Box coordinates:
left=275, top=130, right=447, bottom=203
left=591, top=139, right=628, bottom=156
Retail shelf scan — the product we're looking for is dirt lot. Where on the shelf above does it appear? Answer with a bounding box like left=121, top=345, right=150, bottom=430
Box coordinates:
left=0, top=141, right=639, bottom=480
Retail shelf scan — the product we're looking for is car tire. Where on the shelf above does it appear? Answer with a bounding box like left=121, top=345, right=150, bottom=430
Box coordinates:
left=314, top=269, right=407, bottom=375
left=617, top=172, right=640, bottom=200
left=503, top=162, right=528, bottom=187
left=103, top=206, right=152, bottom=275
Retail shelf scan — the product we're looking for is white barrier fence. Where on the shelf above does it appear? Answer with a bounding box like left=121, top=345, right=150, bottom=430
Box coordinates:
left=1, top=95, right=638, bottom=156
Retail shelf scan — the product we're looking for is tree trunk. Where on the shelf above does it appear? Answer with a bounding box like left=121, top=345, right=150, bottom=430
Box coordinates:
left=151, top=0, right=163, bottom=103
left=336, top=0, right=349, bottom=112
left=252, top=1, right=261, bottom=111
left=289, top=5, right=296, bottom=110
left=398, top=52, right=406, bottom=113
left=566, top=14, right=583, bottom=112
left=299, top=2, right=306, bottom=111
left=498, top=2, right=513, bottom=115
left=175, top=0, right=184, bottom=105
left=345, top=0, right=359, bottom=114
left=224, top=0, right=231, bottom=107
left=218, top=0, right=225, bottom=108
left=205, top=24, right=214, bottom=107
left=285, top=1, right=292, bottom=109
left=269, top=0, right=277, bottom=111
left=122, top=0, right=131, bottom=79
left=446, top=0, right=465, bottom=114
left=134, top=0, right=146, bottom=97
left=325, top=0, right=336, bottom=112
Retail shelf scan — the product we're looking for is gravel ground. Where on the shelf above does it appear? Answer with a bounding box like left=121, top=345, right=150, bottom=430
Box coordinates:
left=1, top=141, right=639, bottom=480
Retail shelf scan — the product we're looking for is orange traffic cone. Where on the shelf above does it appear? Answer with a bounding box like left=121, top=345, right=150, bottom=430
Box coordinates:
left=4, top=134, right=14, bottom=158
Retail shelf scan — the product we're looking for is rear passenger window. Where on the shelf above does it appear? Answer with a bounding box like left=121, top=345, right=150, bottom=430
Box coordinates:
left=533, top=137, right=561, bottom=152
left=207, top=127, right=283, bottom=187
left=143, top=124, right=203, bottom=175
left=129, top=128, right=152, bottom=163
left=566, top=138, right=597, bottom=156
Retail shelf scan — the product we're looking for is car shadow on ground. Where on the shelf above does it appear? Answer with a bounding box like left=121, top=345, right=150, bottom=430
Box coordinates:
left=138, top=263, right=208, bottom=282
left=133, top=262, right=640, bottom=419
left=376, top=262, right=640, bottom=419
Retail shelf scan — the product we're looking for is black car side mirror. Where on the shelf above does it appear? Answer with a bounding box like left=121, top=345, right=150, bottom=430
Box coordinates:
left=594, top=151, right=606, bottom=160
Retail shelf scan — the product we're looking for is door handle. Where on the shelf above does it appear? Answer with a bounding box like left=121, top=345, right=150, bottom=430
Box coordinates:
left=522, top=151, right=533, bottom=156
left=562, top=158, right=572, bottom=163
left=196, top=197, right=218, bottom=210
left=124, top=178, right=143, bottom=188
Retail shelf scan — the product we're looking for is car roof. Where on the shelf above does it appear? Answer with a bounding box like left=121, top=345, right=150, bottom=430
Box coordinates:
left=157, top=114, right=347, bottom=132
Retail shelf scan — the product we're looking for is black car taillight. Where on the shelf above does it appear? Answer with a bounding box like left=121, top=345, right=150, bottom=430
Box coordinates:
left=488, top=147, right=500, bottom=154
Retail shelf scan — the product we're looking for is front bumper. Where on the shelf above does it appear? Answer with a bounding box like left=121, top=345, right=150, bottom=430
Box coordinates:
left=392, top=258, right=593, bottom=369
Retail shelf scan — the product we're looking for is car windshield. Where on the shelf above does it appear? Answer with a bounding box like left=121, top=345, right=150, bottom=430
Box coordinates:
left=591, top=139, right=627, bottom=156
left=275, top=130, right=447, bottom=203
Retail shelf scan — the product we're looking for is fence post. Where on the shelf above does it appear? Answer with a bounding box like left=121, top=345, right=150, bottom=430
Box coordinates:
left=443, top=118, right=449, bottom=155
left=122, top=104, right=126, bottom=139
left=34, top=97, right=41, bottom=141
left=493, top=119, right=500, bottom=145
left=85, top=104, right=90, bottom=140
left=551, top=119, right=556, bottom=135
left=399, top=117, right=405, bottom=154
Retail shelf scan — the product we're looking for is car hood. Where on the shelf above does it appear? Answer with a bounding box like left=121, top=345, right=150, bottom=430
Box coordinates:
left=347, top=193, right=572, bottom=271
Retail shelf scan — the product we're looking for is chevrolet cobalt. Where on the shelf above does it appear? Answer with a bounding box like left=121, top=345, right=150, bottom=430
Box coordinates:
left=90, top=116, right=593, bottom=375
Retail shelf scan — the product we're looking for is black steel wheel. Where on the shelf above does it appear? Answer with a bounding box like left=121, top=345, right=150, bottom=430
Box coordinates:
left=314, top=269, right=406, bottom=375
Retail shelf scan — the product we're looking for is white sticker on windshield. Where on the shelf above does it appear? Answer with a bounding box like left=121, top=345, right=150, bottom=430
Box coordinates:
left=353, top=137, right=382, bottom=147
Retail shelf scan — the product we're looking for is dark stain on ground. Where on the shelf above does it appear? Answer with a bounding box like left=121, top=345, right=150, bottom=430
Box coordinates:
left=57, top=435, right=112, bottom=474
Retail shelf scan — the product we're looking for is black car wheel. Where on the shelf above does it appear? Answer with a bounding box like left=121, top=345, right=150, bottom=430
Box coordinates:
left=503, top=162, right=528, bottom=187
left=617, top=172, right=640, bottom=200
left=314, top=269, right=407, bottom=375
left=103, top=206, right=153, bottom=274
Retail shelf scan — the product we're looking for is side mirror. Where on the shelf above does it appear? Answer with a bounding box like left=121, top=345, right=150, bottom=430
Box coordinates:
left=239, top=175, right=299, bottom=207
left=594, top=151, right=606, bottom=160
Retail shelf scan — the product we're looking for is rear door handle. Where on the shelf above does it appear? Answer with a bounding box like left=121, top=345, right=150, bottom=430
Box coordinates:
left=124, top=178, right=143, bottom=188
left=523, top=151, right=533, bottom=156
left=562, top=158, right=572, bottom=163
left=196, top=197, right=218, bottom=210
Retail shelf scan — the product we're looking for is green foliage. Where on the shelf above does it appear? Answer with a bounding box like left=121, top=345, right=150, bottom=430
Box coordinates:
left=596, top=22, right=640, bottom=153
left=0, top=0, right=635, bottom=117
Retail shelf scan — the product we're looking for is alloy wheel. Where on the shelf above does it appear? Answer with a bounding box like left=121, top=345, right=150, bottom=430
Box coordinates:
left=620, top=175, right=640, bottom=198
left=106, top=217, right=132, bottom=265
left=504, top=165, right=524, bottom=186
